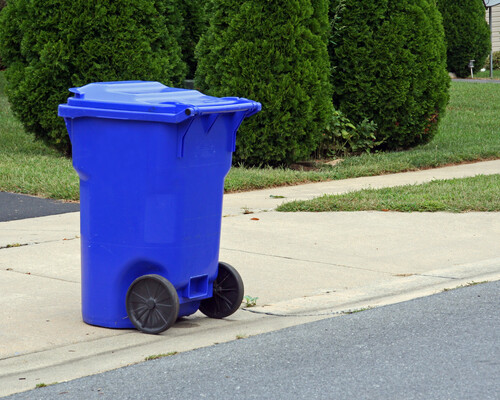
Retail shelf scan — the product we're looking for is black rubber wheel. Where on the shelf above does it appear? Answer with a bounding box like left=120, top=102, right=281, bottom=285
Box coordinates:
left=126, top=274, right=179, bottom=334
left=199, top=262, right=244, bottom=319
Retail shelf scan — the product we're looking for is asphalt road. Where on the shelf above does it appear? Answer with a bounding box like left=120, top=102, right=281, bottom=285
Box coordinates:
left=5, top=281, right=499, bottom=400
left=0, top=192, right=79, bottom=222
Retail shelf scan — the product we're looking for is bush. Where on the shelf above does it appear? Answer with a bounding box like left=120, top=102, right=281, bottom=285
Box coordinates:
left=484, top=51, right=500, bottom=70
left=0, top=0, right=5, bottom=70
left=0, top=0, right=186, bottom=154
left=316, top=109, right=379, bottom=158
left=492, top=51, right=500, bottom=70
left=195, top=0, right=332, bottom=166
left=437, top=0, right=491, bottom=78
left=329, top=0, right=450, bottom=150
left=177, top=0, right=208, bottom=79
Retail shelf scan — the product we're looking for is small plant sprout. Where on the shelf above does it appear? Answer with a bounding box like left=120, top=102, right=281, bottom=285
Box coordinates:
left=144, top=352, right=178, bottom=361
left=242, top=207, right=254, bottom=215
left=236, top=334, right=248, bottom=340
left=443, top=281, right=489, bottom=292
left=35, top=382, right=58, bottom=389
left=243, top=295, right=259, bottom=307
left=345, top=307, right=373, bottom=315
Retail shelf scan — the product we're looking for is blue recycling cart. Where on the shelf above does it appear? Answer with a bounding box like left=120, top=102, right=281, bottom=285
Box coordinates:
left=58, top=81, right=261, bottom=334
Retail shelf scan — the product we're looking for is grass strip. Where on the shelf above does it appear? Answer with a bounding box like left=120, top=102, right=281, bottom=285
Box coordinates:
left=473, top=70, right=500, bottom=79
left=1, top=70, right=500, bottom=200
left=226, top=81, right=500, bottom=191
left=0, top=71, right=79, bottom=200
left=276, top=174, right=500, bottom=212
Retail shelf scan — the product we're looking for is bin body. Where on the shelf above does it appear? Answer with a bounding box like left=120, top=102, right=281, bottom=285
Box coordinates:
left=59, top=81, right=260, bottom=328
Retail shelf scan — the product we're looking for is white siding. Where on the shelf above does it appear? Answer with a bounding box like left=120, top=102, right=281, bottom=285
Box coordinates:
left=486, top=6, right=500, bottom=52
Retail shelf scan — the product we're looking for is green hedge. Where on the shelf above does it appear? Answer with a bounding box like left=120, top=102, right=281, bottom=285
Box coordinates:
left=177, top=0, right=208, bottom=79
left=0, top=0, right=186, bottom=154
left=437, top=0, right=491, bottom=78
left=485, top=51, right=500, bottom=70
left=195, top=0, right=332, bottom=166
left=0, top=0, right=5, bottom=69
left=329, top=0, right=450, bottom=150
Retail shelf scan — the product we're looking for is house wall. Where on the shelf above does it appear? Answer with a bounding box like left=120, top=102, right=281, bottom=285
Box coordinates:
left=486, top=6, right=500, bottom=52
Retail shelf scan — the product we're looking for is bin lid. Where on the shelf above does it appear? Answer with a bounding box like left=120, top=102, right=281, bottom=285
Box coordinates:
left=58, top=81, right=261, bottom=123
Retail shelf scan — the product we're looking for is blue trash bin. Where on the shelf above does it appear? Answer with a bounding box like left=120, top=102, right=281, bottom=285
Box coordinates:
left=58, top=81, right=261, bottom=334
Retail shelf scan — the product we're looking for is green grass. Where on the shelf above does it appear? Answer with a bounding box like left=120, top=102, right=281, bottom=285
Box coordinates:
left=35, top=382, right=58, bottom=389
left=144, top=352, right=178, bottom=361
left=0, top=72, right=79, bottom=200
left=226, top=81, right=500, bottom=192
left=1, top=70, right=500, bottom=200
left=236, top=334, right=248, bottom=340
left=473, top=69, right=500, bottom=79
left=276, top=174, right=500, bottom=212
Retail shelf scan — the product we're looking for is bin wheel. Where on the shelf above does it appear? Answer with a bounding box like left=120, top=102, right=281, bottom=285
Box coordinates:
left=126, top=274, right=179, bottom=334
left=199, top=262, right=244, bottom=319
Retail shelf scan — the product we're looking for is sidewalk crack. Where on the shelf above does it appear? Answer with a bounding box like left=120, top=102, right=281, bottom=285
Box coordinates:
left=0, top=243, right=29, bottom=250
left=2, top=268, right=79, bottom=284
left=0, top=237, right=79, bottom=250
left=220, top=247, right=389, bottom=274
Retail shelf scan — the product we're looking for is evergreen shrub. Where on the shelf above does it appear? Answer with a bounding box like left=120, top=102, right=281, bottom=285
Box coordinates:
left=485, top=51, right=500, bottom=70
left=437, top=0, right=491, bottom=78
left=177, top=0, right=208, bottom=79
left=195, top=0, right=332, bottom=166
left=329, top=0, right=450, bottom=150
left=0, top=0, right=5, bottom=69
left=0, top=0, right=186, bottom=154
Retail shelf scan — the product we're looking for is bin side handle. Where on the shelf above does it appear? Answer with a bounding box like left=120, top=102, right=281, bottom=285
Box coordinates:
left=201, top=114, right=220, bottom=135
left=63, top=117, right=76, bottom=145
left=177, top=118, right=195, bottom=158
left=226, top=112, right=246, bottom=153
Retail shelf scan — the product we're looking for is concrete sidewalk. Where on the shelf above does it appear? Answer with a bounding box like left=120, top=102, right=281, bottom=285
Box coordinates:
left=1, top=160, right=499, bottom=397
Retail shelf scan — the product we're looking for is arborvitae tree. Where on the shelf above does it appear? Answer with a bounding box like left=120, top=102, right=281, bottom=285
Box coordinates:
left=329, top=0, right=450, bottom=150
left=0, top=0, right=186, bottom=154
left=195, top=0, right=332, bottom=166
left=177, top=0, right=208, bottom=79
left=0, top=0, right=6, bottom=69
left=437, top=0, right=491, bottom=78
